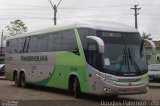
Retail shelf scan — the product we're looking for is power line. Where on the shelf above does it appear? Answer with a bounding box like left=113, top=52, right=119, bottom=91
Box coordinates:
left=1, top=12, right=160, bottom=19
left=1, top=12, right=160, bottom=20
left=4, top=2, right=160, bottom=8
left=3, top=3, right=50, bottom=8
left=0, top=7, right=129, bottom=10
left=0, top=3, right=131, bottom=9
left=0, top=6, right=160, bottom=11
left=0, top=16, right=52, bottom=20
left=0, top=8, right=49, bottom=10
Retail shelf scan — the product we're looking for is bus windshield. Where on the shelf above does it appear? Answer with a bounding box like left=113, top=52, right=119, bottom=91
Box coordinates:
left=97, top=31, right=147, bottom=76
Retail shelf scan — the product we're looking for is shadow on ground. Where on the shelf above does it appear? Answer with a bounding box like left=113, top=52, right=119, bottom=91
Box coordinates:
left=9, top=83, right=141, bottom=102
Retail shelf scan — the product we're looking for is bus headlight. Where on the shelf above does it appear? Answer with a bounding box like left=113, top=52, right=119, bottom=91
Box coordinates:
left=104, top=87, right=112, bottom=93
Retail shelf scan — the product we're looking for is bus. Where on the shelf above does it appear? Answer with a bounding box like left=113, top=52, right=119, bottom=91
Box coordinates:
left=5, top=21, right=155, bottom=98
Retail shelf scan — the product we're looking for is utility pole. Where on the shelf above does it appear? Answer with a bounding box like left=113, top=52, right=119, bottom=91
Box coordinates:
left=131, top=4, right=141, bottom=29
left=1, top=30, right=4, bottom=53
left=49, top=0, right=62, bottom=25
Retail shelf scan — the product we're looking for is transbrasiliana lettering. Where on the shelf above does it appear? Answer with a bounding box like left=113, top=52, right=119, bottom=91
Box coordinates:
left=21, top=56, right=48, bottom=61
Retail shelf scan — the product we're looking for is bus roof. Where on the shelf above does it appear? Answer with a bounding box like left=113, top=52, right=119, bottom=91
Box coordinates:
left=8, top=21, right=139, bottom=40
left=75, top=21, right=138, bottom=32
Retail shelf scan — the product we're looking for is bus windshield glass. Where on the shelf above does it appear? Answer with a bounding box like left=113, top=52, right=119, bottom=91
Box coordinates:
left=97, top=31, right=147, bottom=76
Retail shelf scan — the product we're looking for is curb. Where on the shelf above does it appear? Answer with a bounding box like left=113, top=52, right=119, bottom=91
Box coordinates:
left=148, top=83, right=160, bottom=88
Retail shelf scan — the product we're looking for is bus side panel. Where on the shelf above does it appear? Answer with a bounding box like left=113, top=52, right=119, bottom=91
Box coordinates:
left=46, top=51, right=85, bottom=89
left=5, top=54, right=20, bottom=80
left=24, top=52, right=56, bottom=85
left=5, top=64, right=13, bottom=81
left=45, top=28, right=90, bottom=93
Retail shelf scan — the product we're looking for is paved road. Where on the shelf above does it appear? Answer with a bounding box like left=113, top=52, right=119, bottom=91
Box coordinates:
left=0, top=79, right=160, bottom=106
left=0, top=80, right=75, bottom=100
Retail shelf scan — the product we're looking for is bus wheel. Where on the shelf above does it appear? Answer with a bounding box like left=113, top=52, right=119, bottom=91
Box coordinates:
left=14, top=72, right=20, bottom=87
left=20, top=73, right=27, bottom=88
left=73, top=77, right=81, bottom=98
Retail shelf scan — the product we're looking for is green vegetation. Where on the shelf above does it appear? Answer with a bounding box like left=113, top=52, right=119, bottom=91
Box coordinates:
left=5, top=19, right=28, bottom=37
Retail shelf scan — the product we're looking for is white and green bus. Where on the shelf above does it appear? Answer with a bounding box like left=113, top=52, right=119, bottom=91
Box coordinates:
left=5, top=21, right=155, bottom=98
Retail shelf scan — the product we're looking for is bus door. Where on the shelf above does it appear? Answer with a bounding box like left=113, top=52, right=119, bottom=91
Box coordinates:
left=86, top=36, right=104, bottom=94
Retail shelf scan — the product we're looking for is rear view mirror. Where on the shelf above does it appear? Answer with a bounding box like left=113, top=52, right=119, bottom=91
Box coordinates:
left=87, top=36, right=104, bottom=53
left=143, top=39, right=156, bottom=55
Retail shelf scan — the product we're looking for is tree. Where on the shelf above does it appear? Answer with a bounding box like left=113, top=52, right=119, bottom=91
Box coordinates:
left=142, top=32, right=152, bottom=40
left=5, top=19, right=28, bottom=36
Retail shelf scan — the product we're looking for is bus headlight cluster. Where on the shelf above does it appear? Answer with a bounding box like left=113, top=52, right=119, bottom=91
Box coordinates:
left=107, top=79, right=114, bottom=84
left=101, top=78, right=115, bottom=85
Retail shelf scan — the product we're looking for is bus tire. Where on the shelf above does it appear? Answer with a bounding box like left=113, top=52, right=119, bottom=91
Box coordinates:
left=20, top=72, right=27, bottom=88
left=73, top=77, right=81, bottom=98
left=14, top=72, right=20, bottom=87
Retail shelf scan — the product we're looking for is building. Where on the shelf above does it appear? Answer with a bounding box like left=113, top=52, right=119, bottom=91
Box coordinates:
left=0, top=47, right=5, bottom=64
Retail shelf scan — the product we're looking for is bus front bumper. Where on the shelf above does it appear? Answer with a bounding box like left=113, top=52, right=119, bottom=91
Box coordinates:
left=101, top=80, right=148, bottom=95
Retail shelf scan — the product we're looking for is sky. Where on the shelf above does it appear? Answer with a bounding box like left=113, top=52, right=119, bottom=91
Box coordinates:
left=0, top=0, right=160, bottom=41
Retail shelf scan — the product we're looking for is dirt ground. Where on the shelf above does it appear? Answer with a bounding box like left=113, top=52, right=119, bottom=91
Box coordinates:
left=0, top=79, right=160, bottom=106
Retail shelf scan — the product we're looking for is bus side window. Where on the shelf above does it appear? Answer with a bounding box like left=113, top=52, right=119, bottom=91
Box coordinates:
left=61, top=30, right=79, bottom=55
left=36, top=34, right=48, bottom=52
left=48, top=32, right=61, bottom=52
left=28, top=36, right=37, bottom=53
left=17, top=37, right=25, bottom=53
left=87, top=40, right=99, bottom=69
left=10, top=39, right=18, bottom=54
left=77, top=28, right=96, bottom=60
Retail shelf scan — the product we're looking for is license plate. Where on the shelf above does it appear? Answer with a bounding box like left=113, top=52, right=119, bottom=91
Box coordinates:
left=126, top=89, right=134, bottom=93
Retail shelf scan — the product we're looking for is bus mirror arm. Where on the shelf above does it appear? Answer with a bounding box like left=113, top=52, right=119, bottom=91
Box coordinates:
left=86, top=36, right=105, bottom=53
left=143, top=38, right=156, bottom=55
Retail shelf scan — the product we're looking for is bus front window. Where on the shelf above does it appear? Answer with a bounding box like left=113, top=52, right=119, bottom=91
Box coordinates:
left=124, top=33, right=147, bottom=73
left=98, top=32, right=129, bottom=73
left=97, top=31, right=148, bottom=76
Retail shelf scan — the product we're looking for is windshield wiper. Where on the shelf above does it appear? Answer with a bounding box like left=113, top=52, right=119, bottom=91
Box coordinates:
left=22, top=37, right=27, bottom=53
left=128, top=48, right=141, bottom=73
left=140, top=40, right=144, bottom=57
left=26, top=36, right=31, bottom=53
left=123, top=48, right=127, bottom=65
